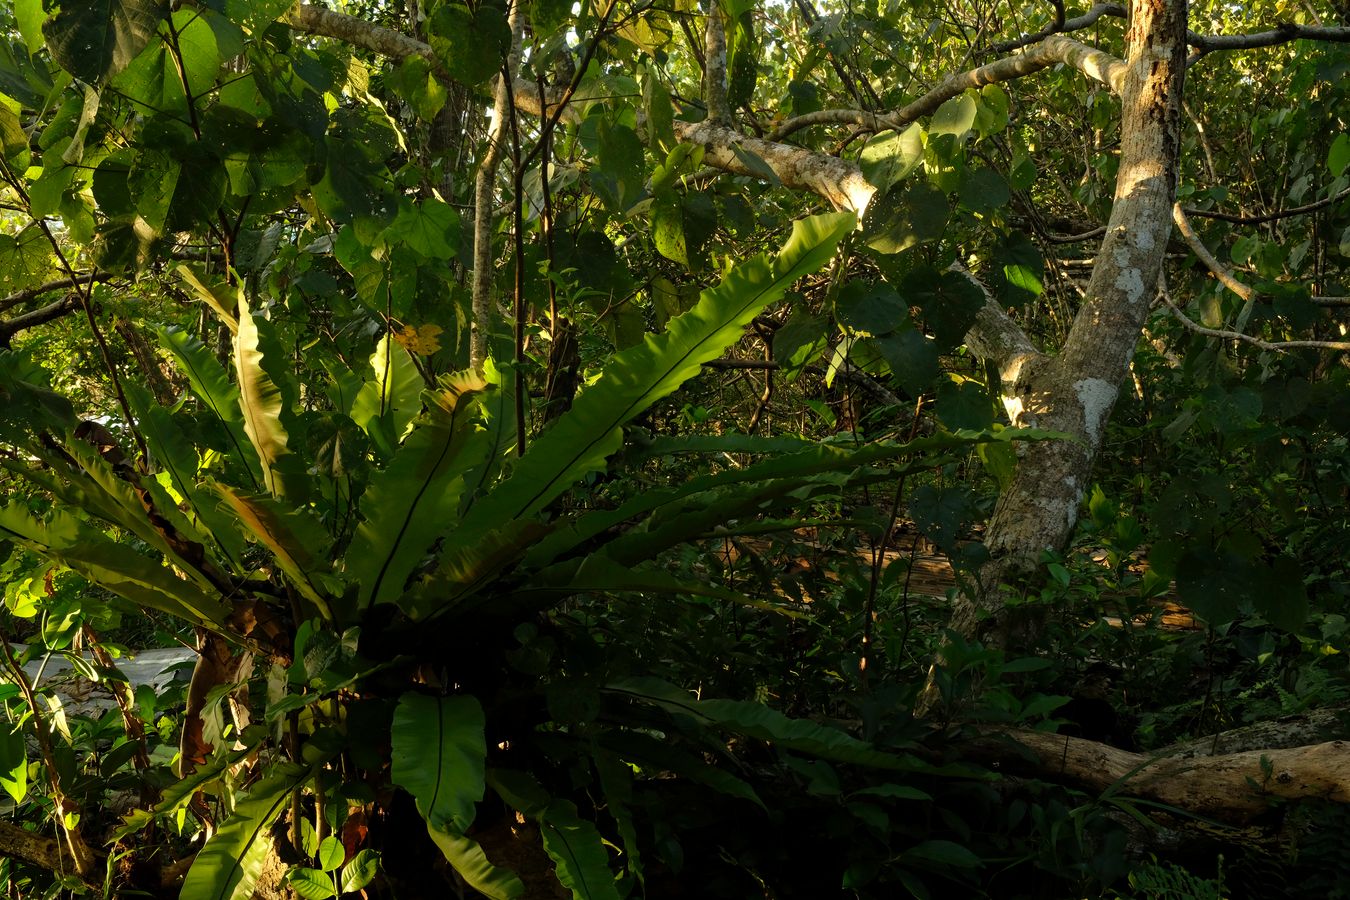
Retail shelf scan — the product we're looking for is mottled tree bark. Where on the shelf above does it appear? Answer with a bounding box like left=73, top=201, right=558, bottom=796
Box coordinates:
left=945, top=0, right=1187, bottom=653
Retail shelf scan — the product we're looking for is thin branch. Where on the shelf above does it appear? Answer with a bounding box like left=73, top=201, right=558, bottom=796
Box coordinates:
left=1159, top=280, right=1350, bottom=352
left=770, top=33, right=1126, bottom=141
left=1171, top=202, right=1258, bottom=331
left=991, top=0, right=1118, bottom=54
left=1183, top=185, right=1350, bottom=225
left=1189, top=22, right=1350, bottom=57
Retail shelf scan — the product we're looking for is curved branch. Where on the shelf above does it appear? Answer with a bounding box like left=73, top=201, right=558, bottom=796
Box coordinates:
left=991, top=1, right=1121, bottom=54
left=1189, top=22, right=1350, bottom=57
left=1171, top=202, right=1257, bottom=330
left=1184, top=185, right=1350, bottom=225
left=770, top=33, right=1126, bottom=141
left=1159, top=281, right=1350, bottom=352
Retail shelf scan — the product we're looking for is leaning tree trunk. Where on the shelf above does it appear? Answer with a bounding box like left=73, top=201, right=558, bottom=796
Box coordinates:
left=946, top=0, right=1188, bottom=652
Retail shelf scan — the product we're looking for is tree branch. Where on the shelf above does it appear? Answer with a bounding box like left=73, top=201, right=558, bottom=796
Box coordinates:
left=952, top=263, right=1042, bottom=389
left=1171, top=202, right=1257, bottom=331
left=0, top=273, right=111, bottom=314
left=469, top=0, right=524, bottom=368
left=1159, top=281, right=1350, bottom=352
left=770, top=33, right=1126, bottom=141
left=991, top=0, right=1119, bottom=54
left=969, top=728, right=1350, bottom=824
left=0, top=295, right=80, bottom=346
left=282, top=3, right=434, bottom=62
left=1189, top=22, right=1350, bottom=57
left=1183, top=185, right=1350, bottom=225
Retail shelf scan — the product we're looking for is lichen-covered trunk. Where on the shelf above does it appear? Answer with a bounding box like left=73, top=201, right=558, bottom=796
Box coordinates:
left=947, top=0, right=1187, bottom=651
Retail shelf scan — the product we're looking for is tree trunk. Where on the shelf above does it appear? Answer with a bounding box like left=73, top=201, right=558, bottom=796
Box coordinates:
left=946, top=0, right=1188, bottom=652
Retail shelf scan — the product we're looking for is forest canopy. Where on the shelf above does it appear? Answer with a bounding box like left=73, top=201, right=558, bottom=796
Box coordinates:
left=0, top=0, right=1348, bottom=897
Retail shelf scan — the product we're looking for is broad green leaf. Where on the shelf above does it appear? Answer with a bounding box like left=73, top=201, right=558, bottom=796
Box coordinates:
left=181, top=763, right=310, bottom=900
left=15, top=0, right=45, bottom=52
left=43, top=0, right=168, bottom=84
left=317, top=836, right=344, bottom=872
left=178, top=265, right=240, bottom=333
left=1328, top=133, right=1349, bottom=177
left=234, top=295, right=291, bottom=496
left=340, top=849, right=381, bottom=894
left=285, top=868, right=336, bottom=900
left=425, top=825, right=524, bottom=899
left=0, top=725, right=27, bottom=804
left=111, top=742, right=260, bottom=840
left=593, top=750, right=643, bottom=881
left=539, top=800, right=621, bottom=900
left=346, top=372, right=490, bottom=610
left=515, top=556, right=802, bottom=617
left=902, top=839, right=984, bottom=869
left=930, top=91, right=977, bottom=138
left=403, top=520, right=549, bottom=621
left=351, top=334, right=424, bottom=459
left=529, top=431, right=1019, bottom=569
left=859, top=124, right=924, bottom=191
left=391, top=693, right=486, bottom=833
left=598, top=731, right=764, bottom=809
left=450, top=212, right=852, bottom=537
left=381, top=198, right=460, bottom=260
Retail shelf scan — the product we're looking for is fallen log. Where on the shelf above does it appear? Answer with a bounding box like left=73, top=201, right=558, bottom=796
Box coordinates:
left=970, top=728, right=1350, bottom=823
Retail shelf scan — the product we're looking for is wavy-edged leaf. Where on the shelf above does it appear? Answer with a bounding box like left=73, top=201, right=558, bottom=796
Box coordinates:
left=112, top=738, right=262, bottom=840
left=346, top=372, right=490, bottom=610
left=351, top=334, right=423, bottom=458
left=0, top=503, right=230, bottom=628
left=180, top=762, right=309, bottom=900
left=58, top=436, right=218, bottom=589
left=598, top=731, right=763, bottom=809
left=212, top=484, right=336, bottom=622
left=539, top=800, right=621, bottom=900
left=607, top=678, right=977, bottom=774
left=129, top=383, right=245, bottom=567
left=233, top=296, right=292, bottom=496
left=513, top=555, right=803, bottom=617
left=178, top=264, right=240, bottom=333
left=425, top=825, right=524, bottom=900
left=158, top=326, right=261, bottom=488
left=391, top=693, right=485, bottom=832
left=458, top=357, right=517, bottom=513
left=402, top=520, right=549, bottom=621
left=593, top=749, right=643, bottom=882
left=451, top=212, right=852, bottom=540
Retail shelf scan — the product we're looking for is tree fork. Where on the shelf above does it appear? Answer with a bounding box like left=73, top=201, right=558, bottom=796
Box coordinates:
left=943, top=0, right=1188, bottom=655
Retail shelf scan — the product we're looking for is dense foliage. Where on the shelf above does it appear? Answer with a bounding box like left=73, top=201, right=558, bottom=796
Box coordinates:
left=0, top=0, right=1348, bottom=897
